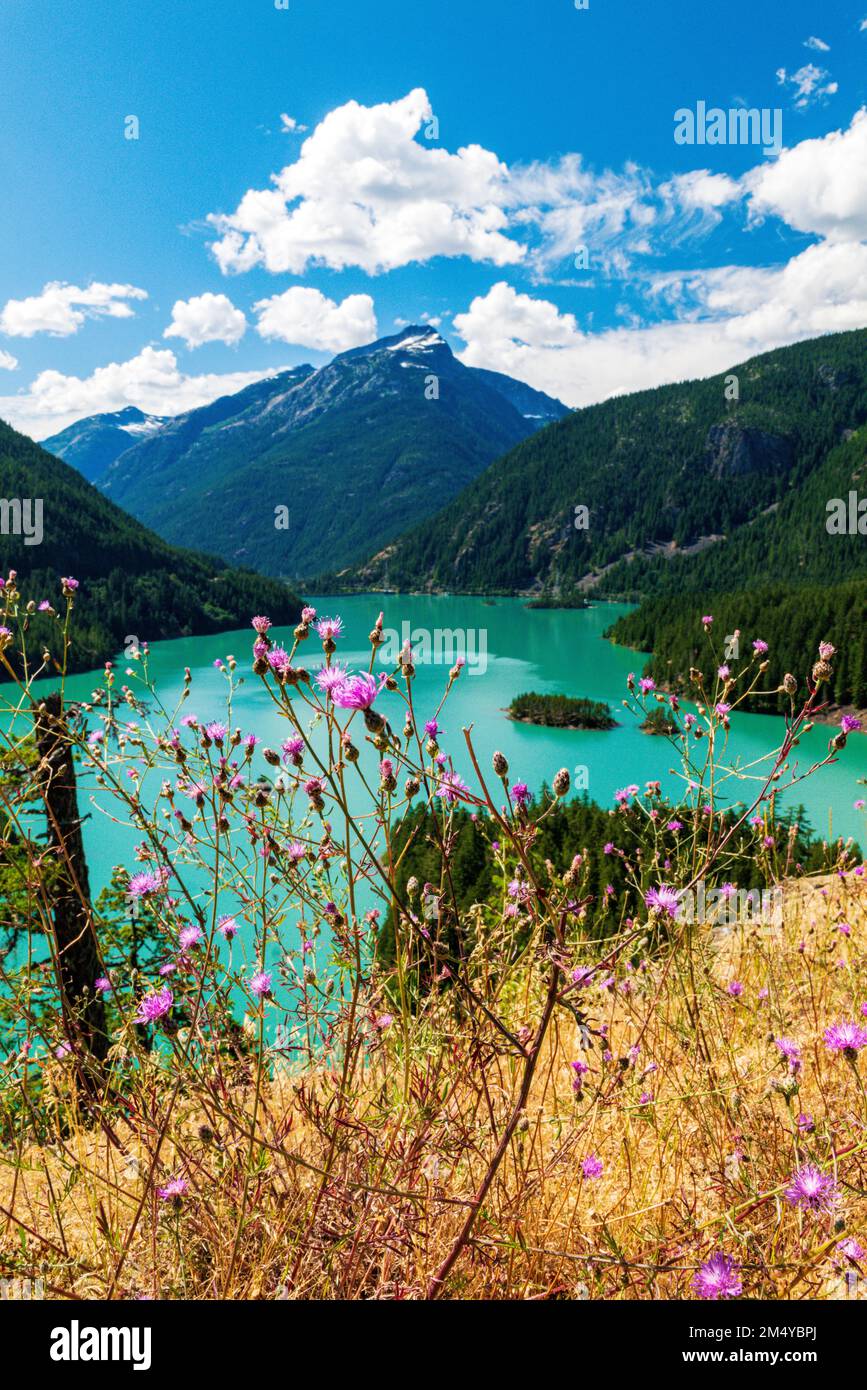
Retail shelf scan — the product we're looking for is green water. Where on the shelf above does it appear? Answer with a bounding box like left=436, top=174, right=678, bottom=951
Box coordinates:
left=52, top=593, right=864, bottom=894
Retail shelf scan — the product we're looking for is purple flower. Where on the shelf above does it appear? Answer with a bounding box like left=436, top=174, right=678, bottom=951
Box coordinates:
left=204, top=721, right=227, bottom=744
left=691, top=1252, right=742, bottom=1301
left=796, top=1113, right=814, bottom=1133
left=218, top=915, right=239, bottom=939
left=250, top=971, right=272, bottom=998
left=157, top=1177, right=188, bottom=1202
left=836, top=1238, right=865, bottom=1264
left=571, top=965, right=595, bottom=987
left=281, top=735, right=305, bottom=764
left=251, top=615, right=271, bottom=634
left=315, top=663, right=348, bottom=696
left=824, top=1021, right=867, bottom=1058
left=784, top=1164, right=837, bottom=1213
left=424, top=719, right=441, bottom=738
left=266, top=646, right=293, bottom=676
left=134, top=987, right=174, bottom=1025
left=840, top=715, right=862, bottom=735
left=752, top=639, right=768, bottom=655
left=775, top=1037, right=801, bottom=1073
left=94, top=976, right=112, bottom=994
left=179, top=924, right=202, bottom=951
left=331, top=671, right=382, bottom=711
left=128, top=867, right=170, bottom=898
left=510, top=782, right=530, bottom=808
left=819, top=642, right=836, bottom=661
left=316, top=616, right=343, bottom=642
left=437, top=771, right=471, bottom=804
left=60, top=576, right=79, bottom=592
left=727, top=980, right=744, bottom=997
left=582, top=1155, right=603, bottom=1179
left=645, top=884, right=681, bottom=919
left=301, top=606, right=317, bottom=623
left=702, top=615, right=714, bottom=627
left=638, top=677, right=656, bottom=694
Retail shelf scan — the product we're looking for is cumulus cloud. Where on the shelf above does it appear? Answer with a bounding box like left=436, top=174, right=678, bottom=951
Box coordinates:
left=208, top=88, right=522, bottom=275
left=280, top=113, right=307, bottom=133
left=254, top=287, right=377, bottom=351
left=453, top=245, right=867, bottom=408
left=746, top=108, right=867, bottom=241
left=0, top=348, right=282, bottom=440
left=0, top=351, right=17, bottom=371
left=804, top=35, right=830, bottom=52
left=164, top=292, right=247, bottom=348
left=776, top=63, right=838, bottom=108
left=0, top=282, right=148, bottom=338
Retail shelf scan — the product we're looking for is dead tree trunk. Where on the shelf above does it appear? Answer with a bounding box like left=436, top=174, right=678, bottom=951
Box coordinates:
left=35, top=692, right=108, bottom=1072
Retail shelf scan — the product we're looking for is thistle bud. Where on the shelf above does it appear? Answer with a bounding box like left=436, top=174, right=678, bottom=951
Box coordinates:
left=553, top=768, right=570, bottom=797
left=492, top=750, right=509, bottom=778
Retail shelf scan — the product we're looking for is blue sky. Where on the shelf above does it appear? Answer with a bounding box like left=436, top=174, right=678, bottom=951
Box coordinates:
left=1, top=0, right=866, bottom=436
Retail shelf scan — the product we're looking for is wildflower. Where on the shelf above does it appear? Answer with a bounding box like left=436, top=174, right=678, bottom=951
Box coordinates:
left=250, top=971, right=273, bottom=998
left=331, top=671, right=381, bottom=710
left=251, top=616, right=271, bottom=634
left=281, top=735, right=305, bottom=765
left=571, top=965, right=594, bottom=987
left=218, top=915, right=239, bottom=939
left=638, top=677, right=656, bottom=694
left=179, top=924, right=202, bottom=951
left=315, top=616, right=343, bottom=642
left=424, top=718, right=441, bottom=738
left=315, top=663, right=348, bottom=696
left=553, top=767, right=570, bottom=797
left=157, top=1177, right=188, bottom=1203
left=644, top=884, right=681, bottom=919
left=823, top=1022, right=867, bottom=1059
left=836, top=1238, right=865, bottom=1264
left=437, top=771, right=471, bottom=804
left=60, top=576, right=79, bottom=594
left=582, top=1155, right=603, bottom=1179
left=702, top=614, right=714, bottom=627
left=492, top=750, right=509, bottom=777
left=128, top=867, right=170, bottom=898
left=840, top=715, right=862, bottom=735
left=784, top=1164, right=837, bottom=1213
left=266, top=646, right=293, bottom=677
left=204, top=721, right=227, bottom=745
left=510, top=782, right=530, bottom=808
left=286, top=841, right=307, bottom=864
left=727, top=980, right=744, bottom=997
left=752, top=639, right=768, bottom=654
left=819, top=642, right=836, bottom=661
left=691, top=1253, right=742, bottom=1301
left=717, top=664, right=730, bottom=680
left=715, top=702, right=731, bottom=718
left=94, top=976, right=112, bottom=993
left=134, top=988, right=174, bottom=1025
left=301, top=605, right=317, bottom=623
left=775, top=1038, right=801, bottom=1073
left=796, top=1113, right=815, bottom=1133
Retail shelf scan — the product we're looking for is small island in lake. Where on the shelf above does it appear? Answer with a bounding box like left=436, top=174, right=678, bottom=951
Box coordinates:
left=507, top=692, right=617, bottom=729
left=641, top=706, right=680, bottom=736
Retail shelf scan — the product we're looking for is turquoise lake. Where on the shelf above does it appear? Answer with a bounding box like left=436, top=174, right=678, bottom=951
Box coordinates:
left=53, top=593, right=865, bottom=895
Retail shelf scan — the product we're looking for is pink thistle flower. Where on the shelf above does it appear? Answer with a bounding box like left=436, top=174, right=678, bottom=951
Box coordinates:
left=582, top=1155, right=603, bottom=1179
left=218, top=915, right=239, bottom=939
left=315, top=663, right=348, bottom=696
left=178, top=924, right=202, bottom=951
left=331, top=671, right=382, bottom=711
left=437, top=771, right=471, bottom=804
left=840, top=715, right=862, bottom=734
left=251, top=616, right=271, bottom=634
left=250, top=971, right=272, bottom=999
left=752, top=639, right=768, bottom=654
left=824, top=1021, right=867, bottom=1058
left=315, top=616, right=343, bottom=642
left=727, top=980, right=744, bottom=997
left=644, top=884, right=681, bottom=919
left=157, top=1177, right=188, bottom=1203
left=691, top=1252, right=742, bottom=1300
left=510, top=782, right=530, bottom=807
left=785, top=1164, right=837, bottom=1213
left=134, top=987, right=174, bottom=1025
left=128, top=867, right=170, bottom=898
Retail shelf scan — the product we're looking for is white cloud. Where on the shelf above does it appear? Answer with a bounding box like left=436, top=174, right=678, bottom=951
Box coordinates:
left=747, top=108, right=867, bottom=241
left=209, top=88, right=522, bottom=275
left=254, top=287, right=377, bottom=351
left=776, top=63, right=837, bottom=108
left=0, top=282, right=148, bottom=338
left=453, top=246, right=867, bottom=408
left=0, top=351, right=17, bottom=371
left=0, top=347, right=282, bottom=440
left=280, top=113, right=307, bottom=133
left=164, top=292, right=247, bottom=348
left=804, top=35, right=830, bottom=51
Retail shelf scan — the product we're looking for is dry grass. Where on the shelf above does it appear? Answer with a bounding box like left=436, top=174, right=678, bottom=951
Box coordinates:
left=2, top=870, right=865, bottom=1301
